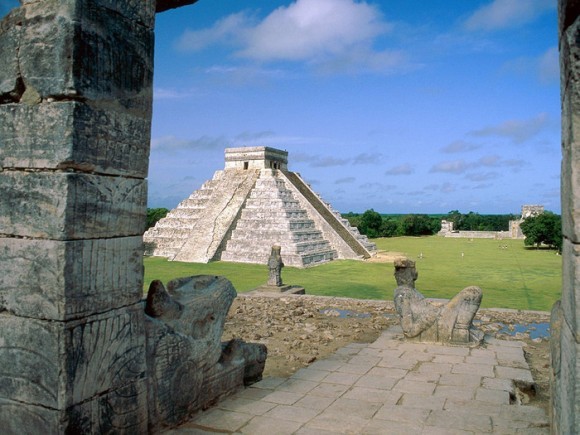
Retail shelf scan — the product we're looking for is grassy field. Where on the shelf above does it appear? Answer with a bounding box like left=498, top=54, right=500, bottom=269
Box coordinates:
left=143, top=236, right=562, bottom=312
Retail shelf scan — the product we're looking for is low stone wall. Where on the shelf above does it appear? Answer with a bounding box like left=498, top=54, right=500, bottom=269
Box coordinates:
left=440, top=230, right=511, bottom=239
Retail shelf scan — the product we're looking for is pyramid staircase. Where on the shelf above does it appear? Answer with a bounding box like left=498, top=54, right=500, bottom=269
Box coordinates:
left=144, top=146, right=376, bottom=267
left=281, top=171, right=377, bottom=256
left=220, top=170, right=338, bottom=267
left=144, top=169, right=260, bottom=261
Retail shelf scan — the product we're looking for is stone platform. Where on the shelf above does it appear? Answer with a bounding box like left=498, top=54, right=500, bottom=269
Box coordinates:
left=167, top=326, right=549, bottom=434
left=252, top=285, right=306, bottom=295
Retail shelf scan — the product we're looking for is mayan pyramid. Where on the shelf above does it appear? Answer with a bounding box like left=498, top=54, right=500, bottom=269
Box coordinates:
left=144, top=146, right=376, bottom=267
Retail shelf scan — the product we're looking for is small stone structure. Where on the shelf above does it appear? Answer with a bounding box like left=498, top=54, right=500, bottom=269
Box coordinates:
left=268, top=245, right=284, bottom=286
left=393, top=258, right=483, bottom=344
left=144, top=146, right=376, bottom=267
left=255, top=245, right=305, bottom=294
left=438, top=205, right=544, bottom=240
left=144, top=275, right=267, bottom=428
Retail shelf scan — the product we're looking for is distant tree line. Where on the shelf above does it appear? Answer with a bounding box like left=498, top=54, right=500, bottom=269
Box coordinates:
left=343, top=210, right=441, bottom=238
left=344, top=209, right=521, bottom=238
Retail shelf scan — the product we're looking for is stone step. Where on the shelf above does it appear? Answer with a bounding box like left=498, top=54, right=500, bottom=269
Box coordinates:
left=244, top=199, right=302, bottom=209
left=239, top=209, right=310, bottom=220
left=227, top=228, right=324, bottom=243
left=227, top=219, right=316, bottom=231
left=220, top=247, right=336, bottom=267
left=155, top=218, right=199, bottom=229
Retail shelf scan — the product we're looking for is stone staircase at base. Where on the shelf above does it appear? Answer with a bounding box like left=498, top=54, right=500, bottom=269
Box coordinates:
left=281, top=171, right=376, bottom=258
left=220, top=170, right=337, bottom=267
left=143, top=169, right=260, bottom=261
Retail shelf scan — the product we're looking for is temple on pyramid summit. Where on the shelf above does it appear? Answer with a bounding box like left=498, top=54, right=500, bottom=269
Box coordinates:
left=144, top=146, right=376, bottom=267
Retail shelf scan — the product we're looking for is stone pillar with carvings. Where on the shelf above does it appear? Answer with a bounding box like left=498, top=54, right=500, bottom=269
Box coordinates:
left=0, top=1, right=155, bottom=431
left=551, top=2, right=580, bottom=433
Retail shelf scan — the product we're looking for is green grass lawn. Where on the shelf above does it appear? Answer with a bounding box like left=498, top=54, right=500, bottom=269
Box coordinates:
left=144, top=236, right=562, bottom=312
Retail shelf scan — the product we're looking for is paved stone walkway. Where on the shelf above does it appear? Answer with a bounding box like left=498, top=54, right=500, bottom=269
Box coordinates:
left=168, top=326, right=549, bottom=434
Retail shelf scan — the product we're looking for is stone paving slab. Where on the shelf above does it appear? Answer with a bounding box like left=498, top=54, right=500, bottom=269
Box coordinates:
left=167, top=326, right=550, bottom=434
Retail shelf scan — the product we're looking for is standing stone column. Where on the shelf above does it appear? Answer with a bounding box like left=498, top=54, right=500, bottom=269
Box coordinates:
left=0, top=1, right=154, bottom=432
left=552, top=1, right=580, bottom=433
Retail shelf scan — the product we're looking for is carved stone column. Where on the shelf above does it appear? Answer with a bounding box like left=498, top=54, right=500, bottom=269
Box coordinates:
left=551, top=1, right=580, bottom=433
left=0, top=1, right=155, bottom=431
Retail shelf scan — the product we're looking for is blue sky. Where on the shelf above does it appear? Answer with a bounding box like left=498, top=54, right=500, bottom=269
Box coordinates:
left=2, top=0, right=561, bottom=214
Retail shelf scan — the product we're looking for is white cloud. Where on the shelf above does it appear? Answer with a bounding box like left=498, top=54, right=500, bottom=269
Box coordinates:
left=430, top=160, right=470, bottom=174
left=353, top=152, right=384, bottom=165
left=310, top=155, right=351, bottom=167
left=501, top=46, right=559, bottom=84
left=335, top=177, right=356, bottom=184
left=539, top=46, right=559, bottom=83
left=441, top=140, right=481, bottom=154
left=469, top=113, right=550, bottom=144
left=151, top=135, right=227, bottom=151
left=176, top=12, right=251, bottom=52
left=154, top=87, right=199, bottom=100
left=175, top=0, right=411, bottom=75
left=238, top=0, right=389, bottom=61
left=464, top=0, right=555, bottom=32
left=465, top=171, right=498, bottom=182
left=385, top=163, right=414, bottom=175
left=234, top=131, right=276, bottom=141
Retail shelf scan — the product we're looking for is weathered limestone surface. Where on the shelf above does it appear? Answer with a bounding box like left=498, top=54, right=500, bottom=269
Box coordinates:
left=220, top=168, right=339, bottom=267
left=0, top=304, right=146, bottom=408
left=552, top=2, right=580, bottom=432
left=0, top=102, right=150, bottom=176
left=145, top=276, right=267, bottom=429
left=0, top=172, right=146, bottom=239
left=0, top=0, right=155, bottom=432
left=0, top=236, right=143, bottom=320
left=173, top=169, right=260, bottom=263
left=393, top=258, right=483, bottom=344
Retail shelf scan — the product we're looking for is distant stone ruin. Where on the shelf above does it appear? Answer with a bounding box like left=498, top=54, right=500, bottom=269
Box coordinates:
left=437, top=205, right=544, bottom=240
left=393, top=259, right=483, bottom=344
left=144, top=146, right=376, bottom=267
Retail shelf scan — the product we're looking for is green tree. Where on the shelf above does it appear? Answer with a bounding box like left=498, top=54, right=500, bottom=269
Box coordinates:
left=358, top=209, right=383, bottom=238
left=147, top=207, right=169, bottom=229
left=380, top=218, right=400, bottom=238
left=399, top=214, right=438, bottom=236
left=520, top=212, right=562, bottom=251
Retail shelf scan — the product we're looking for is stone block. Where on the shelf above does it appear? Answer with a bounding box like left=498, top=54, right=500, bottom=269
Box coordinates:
left=0, top=8, right=23, bottom=102
left=560, top=18, right=580, bottom=243
left=0, top=305, right=146, bottom=409
left=558, top=0, right=580, bottom=37
left=16, top=1, right=154, bottom=106
left=561, top=238, right=580, bottom=335
left=0, top=171, right=146, bottom=239
left=20, top=0, right=156, bottom=28
left=550, top=308, right=580, bottom=434
left=0, top=379, right=148, bottom=435
left=0, top=236, right=143, bottom=320
left=66, top=378, right=149, bottom=434
left=0, top=102, right=150, bottom=177
left=0, top=398, right=61, bottom=435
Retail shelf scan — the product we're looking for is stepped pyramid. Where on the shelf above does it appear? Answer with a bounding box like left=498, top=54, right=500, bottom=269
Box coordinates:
left=144, top=147, right=376, bottom=267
